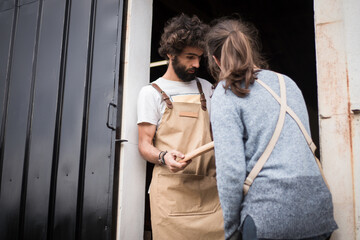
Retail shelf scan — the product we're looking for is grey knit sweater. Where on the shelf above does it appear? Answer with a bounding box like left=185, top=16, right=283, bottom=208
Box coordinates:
left=211, top=70, right=337, bottom=239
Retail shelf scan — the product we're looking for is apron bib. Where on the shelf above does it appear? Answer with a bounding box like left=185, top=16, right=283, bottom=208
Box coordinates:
left=149, top=80, right=224, bottom=240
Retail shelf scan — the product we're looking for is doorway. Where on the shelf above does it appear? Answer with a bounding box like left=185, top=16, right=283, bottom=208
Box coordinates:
left=146, top=0, right=318, bottom=238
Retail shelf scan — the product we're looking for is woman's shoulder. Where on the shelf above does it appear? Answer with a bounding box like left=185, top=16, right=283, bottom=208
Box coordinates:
left=257, top=70, right=300, bottom=91
left=256, top=69, right=281, bottom=82
left=212, top=80, right=241, bottom=105
left=212, top=80, right=227, bottom=94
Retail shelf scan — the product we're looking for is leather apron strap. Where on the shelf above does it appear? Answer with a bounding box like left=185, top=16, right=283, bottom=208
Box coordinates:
left=152, top=79, right=207, bottom=111
left=151, top=83, right=173, bottom=109
left=195, top=78, right=207, bottom=111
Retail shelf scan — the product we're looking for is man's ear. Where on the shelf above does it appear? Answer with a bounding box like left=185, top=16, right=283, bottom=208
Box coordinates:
left=213, top=56, right=221, bottom=67
left=167, top=54, right=174, bottom=61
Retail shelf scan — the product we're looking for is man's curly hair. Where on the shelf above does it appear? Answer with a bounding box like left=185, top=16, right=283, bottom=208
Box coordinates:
left=158, top=14, right=209, bottom=59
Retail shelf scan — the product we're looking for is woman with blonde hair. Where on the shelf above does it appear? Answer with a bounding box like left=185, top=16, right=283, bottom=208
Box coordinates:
left=206, top=18, right=337, bottom=240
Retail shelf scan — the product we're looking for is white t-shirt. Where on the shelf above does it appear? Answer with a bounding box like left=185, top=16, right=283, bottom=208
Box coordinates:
left=137, top=77, right=214, bottom=126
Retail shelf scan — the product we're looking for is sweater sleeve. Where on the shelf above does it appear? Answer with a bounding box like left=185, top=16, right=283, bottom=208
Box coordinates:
left=211, top=85, right=247, bottom=239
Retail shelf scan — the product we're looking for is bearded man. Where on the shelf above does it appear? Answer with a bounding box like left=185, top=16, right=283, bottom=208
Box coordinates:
left=137, top=14, right=224, bottom=240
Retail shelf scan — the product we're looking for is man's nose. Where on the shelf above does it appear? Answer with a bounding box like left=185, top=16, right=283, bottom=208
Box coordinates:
left=192, top=58, right=200, bottom=68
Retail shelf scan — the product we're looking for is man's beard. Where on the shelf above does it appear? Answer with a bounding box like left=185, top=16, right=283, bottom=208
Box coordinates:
left=172, top=56, right=198, bottom=82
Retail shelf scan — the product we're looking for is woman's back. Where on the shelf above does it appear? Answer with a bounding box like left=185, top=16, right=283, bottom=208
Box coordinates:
left=211, top=69, right=338, bottom=239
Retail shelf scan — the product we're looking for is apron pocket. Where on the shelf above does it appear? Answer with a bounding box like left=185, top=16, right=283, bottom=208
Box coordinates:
left=179, top=111, right=198, bottom=118
left=156, top=173, right=220, bottom=216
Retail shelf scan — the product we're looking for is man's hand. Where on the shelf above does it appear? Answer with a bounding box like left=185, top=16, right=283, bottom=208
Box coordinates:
left=138, top=123, right=192, bottom=171
left=164, top=150, right=192, bottom=173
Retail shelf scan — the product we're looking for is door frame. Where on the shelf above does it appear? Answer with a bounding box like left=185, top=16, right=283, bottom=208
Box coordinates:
left=116, top=0, right=153, bottom=239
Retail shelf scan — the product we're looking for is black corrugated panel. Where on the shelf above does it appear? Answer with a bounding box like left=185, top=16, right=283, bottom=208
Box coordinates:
left=0, top=0, right=15, bottom=12
left=0, top=0, right=124, bottom=239
left=0, top=1, right=16, bottom=198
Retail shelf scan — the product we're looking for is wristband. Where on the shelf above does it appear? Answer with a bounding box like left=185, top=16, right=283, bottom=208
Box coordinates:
left=158, top=150, right=167, bottom=165
left=161, top=151, right=167, bottom=165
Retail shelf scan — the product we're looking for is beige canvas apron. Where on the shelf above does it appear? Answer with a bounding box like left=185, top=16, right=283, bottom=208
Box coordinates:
left=149, top=80, right=224, bottom=240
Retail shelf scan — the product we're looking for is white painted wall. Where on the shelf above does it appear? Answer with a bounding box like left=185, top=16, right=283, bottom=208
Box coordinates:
left=343, top=0, right=360, bottom=238
left=314, top=0, right=360, bottom=239
left=116, top=0, right=153, bottom=239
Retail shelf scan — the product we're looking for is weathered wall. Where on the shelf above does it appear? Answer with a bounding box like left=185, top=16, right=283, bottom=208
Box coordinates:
left=314, top=0, right=360, bottom=239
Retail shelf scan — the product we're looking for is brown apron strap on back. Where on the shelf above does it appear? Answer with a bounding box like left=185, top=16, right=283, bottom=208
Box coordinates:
left=196, top=79, right=207, bottom=111
left=243, top=73, right=287, bottom=195
left=256, top=78, right=330, bottom=189
left=151, top=83, right=173, bottom=109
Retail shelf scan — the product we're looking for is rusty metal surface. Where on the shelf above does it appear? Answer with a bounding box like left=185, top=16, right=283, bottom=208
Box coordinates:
left=343, top=0, right=360, bottom=237
left=315, top=0, right=360, bottom=239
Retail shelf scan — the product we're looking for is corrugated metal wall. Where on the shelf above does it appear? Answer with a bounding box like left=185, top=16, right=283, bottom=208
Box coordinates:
left=0, top=0, right=124, bottom=239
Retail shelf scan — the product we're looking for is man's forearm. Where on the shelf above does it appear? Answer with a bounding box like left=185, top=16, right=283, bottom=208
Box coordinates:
left=138, top=140, right=162, bottom=165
